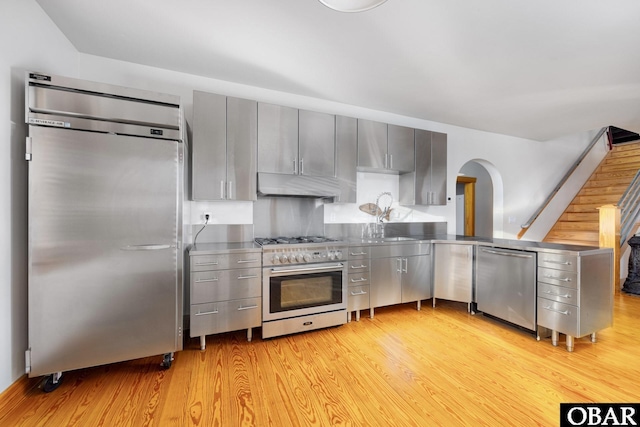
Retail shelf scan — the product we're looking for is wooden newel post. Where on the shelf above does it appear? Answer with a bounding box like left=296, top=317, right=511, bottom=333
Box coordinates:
left=598, top=204, right=620, bottom=293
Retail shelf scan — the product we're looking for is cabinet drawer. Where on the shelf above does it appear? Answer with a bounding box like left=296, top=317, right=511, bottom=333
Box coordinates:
left=348, top=285, right=370, bottom=311
left=348, top=272, right=370, bottom=286
left=191, top=268, right=261, bottom=303
left=537, top=298, right=579, bottom=336
left=348, top=247, right=370, bottom=259
left=190, top=252, right=261, bottom=272
left=538, top=267, right=578, bottom=289
left=537, top=282, right=578, bottom=305
left=538, top=253, right=577, bottom=272
left=348, top=260, right=370, bottom=272
left=190, top=297, right=261, bottom=337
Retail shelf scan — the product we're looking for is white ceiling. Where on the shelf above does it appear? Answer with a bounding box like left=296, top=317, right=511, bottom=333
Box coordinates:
left=36, top=0, right=640, bottom=141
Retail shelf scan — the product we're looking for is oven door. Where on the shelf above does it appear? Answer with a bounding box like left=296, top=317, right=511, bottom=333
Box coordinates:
left=263, top=263, right=347, bottom=322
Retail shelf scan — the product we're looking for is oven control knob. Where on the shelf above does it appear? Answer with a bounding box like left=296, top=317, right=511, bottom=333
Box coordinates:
left=287, top=253, right=295, bottom=263
left=328, top=251, right=336, bottom=260
left=335, top=250, right=343, bottom=260
left=272, top=255, right=281, bottom=264
left=296, top=254, right=305, bottom=262
left=303, top=253, right=311, bottom=262
left=281, top=254, right=289, bottom=263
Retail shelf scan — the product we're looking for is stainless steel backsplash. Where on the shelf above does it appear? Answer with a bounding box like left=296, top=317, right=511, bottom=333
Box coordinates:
left=253, top=197, right=325, bottom=238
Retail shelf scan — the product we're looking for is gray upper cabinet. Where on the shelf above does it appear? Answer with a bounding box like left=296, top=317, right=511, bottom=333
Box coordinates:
left=399, top=129, right=447, bottom=205
left=357, top=119, right=414, bottom=173
left=334, top=115, right=357, bottom=203
left=257, top=103, right=299, bottom=174
left=191, top=91, right=257, bottom=201
left=258, top=104, right=336, bottom=177
left=387, top=124, right=415, bottom=173
left=298, top=109, right=335, bottom=177
left=357, top=119, right=387, bottom=171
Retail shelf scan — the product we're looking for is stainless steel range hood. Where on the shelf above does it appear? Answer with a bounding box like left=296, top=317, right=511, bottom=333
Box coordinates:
left=257, top=172, right=340, bottom=198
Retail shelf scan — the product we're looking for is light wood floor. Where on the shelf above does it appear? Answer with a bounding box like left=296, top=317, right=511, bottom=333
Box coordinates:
left=2, top=294, right=640, bottom=426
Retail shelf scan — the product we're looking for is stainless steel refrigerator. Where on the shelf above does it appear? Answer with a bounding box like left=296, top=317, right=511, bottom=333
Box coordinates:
left=25, top=72, right=184, bottom=391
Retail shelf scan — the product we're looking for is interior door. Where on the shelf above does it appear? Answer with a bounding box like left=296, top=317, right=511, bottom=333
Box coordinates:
left=28, top=126, right=180, bottom=376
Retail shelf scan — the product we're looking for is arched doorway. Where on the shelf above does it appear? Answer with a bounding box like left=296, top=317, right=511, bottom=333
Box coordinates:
left=456, top=160, right=503, bottom=238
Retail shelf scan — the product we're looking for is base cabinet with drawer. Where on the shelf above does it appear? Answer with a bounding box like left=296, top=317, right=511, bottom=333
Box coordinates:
left=189, top=245, right=262, bottom=350
left=347, top=245, right=371, bottom=321
left=536, top=249, right=613, bottom=352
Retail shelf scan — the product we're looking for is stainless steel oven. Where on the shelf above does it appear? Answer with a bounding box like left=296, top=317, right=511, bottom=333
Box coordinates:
left=257, top=237, right=348, bottom=338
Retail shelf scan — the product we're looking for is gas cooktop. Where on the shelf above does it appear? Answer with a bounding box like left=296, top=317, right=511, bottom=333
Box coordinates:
left=255, top=236, right=339, bottom=246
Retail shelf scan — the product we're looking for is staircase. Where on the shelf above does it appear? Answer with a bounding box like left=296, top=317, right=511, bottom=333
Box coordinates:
left=544, top=140, right=640, bottom=247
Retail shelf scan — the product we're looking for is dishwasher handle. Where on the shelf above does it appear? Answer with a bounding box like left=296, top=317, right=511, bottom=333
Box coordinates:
left=480, top=248, right=534, bottom=259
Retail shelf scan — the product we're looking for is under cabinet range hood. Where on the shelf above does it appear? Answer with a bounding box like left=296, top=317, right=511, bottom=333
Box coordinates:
left=257, top=172, right=340, bottom=198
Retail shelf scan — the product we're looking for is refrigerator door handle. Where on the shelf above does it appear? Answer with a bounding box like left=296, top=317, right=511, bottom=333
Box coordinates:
left=121, top=244, right=172, bottom=251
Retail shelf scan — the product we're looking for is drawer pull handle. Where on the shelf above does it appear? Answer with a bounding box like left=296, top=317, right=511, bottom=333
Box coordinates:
left=350, top=277, right=367, bottom=283
left=544, top=290, right=571, bottom=298
left=237, top=275, right=258, bottom=280
left=195, top=261, right=219, bottom=266
left=543, top=259, right=572, bottom=265
left=195, top=309, right=219, bottom=316
left=195, top=277, right=219, bottom=283
left=237, top=259, right=259, bottom=264
left=350, top=265, right=368, bottom=269
left=543, top=305, right=570, bottom=316
left=544, top=274, right=572, bottom=282
left=237, top=305, right=258, bottom=311
left=350, top=252, right=367, bottom=256
left=350, top=290, right=367, bottom=296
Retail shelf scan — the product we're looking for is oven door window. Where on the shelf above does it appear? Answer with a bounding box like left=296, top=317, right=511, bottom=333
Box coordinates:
left=270, top=271, right=343, bottom=313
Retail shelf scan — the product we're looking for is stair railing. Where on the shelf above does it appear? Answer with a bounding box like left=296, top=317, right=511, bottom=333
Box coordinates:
left=619, top=169, right=640, bottom=246
left=518, top=126, right=609, bottom=238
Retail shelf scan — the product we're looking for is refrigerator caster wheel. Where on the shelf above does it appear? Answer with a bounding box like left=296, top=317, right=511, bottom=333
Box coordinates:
left=161, top=353, right=173, bottom=369
left=42, top=372, right=63, bottom=393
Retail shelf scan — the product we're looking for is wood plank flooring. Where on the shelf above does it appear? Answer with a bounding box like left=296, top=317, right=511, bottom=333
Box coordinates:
left=2, top=294, right=640, bottom=426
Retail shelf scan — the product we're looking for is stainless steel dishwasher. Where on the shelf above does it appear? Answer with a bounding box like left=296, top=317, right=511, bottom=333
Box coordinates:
left=476, top=246, right=537, bottom=332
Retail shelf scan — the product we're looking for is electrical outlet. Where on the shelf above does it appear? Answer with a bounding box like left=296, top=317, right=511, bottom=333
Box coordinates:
left=202, top=212, right=212, bottom=221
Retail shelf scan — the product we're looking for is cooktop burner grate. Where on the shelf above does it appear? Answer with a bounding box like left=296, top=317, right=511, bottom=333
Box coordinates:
left=255, top=236, right=338, bottom=246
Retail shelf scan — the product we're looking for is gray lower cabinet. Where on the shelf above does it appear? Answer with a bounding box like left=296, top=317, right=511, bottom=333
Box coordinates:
left=189, top=248, right=262, bottom=350
left=347, top=245, right=371, bottom=321
left=369, top=242, right=431, bottom=317
left=536, top=249, right=613, bottom=352
left=433, top=243, right=474, bottom=311
left=191, top=91, right=257, bottom=201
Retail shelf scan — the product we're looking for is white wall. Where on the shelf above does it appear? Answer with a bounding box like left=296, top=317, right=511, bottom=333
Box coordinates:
left=0, top=0, right=598, bottom=395
left=0, top=0, right=79, bottom=394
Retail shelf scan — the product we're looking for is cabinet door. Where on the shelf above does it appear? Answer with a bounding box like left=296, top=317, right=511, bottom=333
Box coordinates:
left=257, top=103, right=298, bottom=174
left=227, top=97, right=257, bottom=200
left=370, top=257, right=402, bottom=308
left=357, top=119, right=387, bottom=170
left=299, top=109, right=335, bottom=177
left=433, top=244, right=473, bottom=303
left=335, top=116, right=357, bottom=203
left=430, top=132, right=447, bottom=205
left=402, top=255, right=431, bottom=303
left=191, top=91, right=226, bottom=200
left=387, top=124, right=414, bottom=173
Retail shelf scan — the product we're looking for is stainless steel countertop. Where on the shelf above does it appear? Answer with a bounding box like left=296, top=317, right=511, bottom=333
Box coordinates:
left=348, top=234, right=611, bottom=255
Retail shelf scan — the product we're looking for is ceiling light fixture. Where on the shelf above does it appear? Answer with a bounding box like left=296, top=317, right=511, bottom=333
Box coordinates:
left=318, top=0, right=388, bottom=13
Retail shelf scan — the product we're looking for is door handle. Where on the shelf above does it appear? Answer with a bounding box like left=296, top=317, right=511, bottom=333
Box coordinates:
left=402, top=258, right=408, bottom=273
left=195, top=309, right=219, bottom=316
left=236, top=259, right=259, bottom=264
left=300, top=158, right=304, bottom=174
left=350, top=290, right=367, bottom=296
left=195, top=277, right=219, bottom=283
left=121, top=244, right=171, bottom=251
left=237, top=305, right=258, bottom=311
left=350, top=277, right=367, bottom=283
left=220, top=180, right=225, bottom=199
left=396, top=258, right=402, bottom=273
left=228, top=181, right=233, bottom=199
left=237, top=275, right=258, bottom=280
